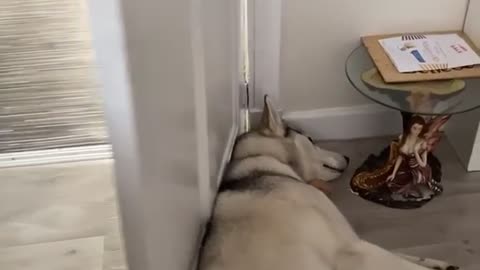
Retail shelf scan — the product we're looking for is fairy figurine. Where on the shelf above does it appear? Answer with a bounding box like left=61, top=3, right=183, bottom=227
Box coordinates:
left=351, top=114, right=450, bottom=209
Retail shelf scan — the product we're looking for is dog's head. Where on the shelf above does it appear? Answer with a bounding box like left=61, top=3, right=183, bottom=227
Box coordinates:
left=233, top=96, right=349, bottom=182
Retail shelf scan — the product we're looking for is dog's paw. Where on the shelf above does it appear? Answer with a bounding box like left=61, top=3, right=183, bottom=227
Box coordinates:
left=307, top=179, right=331, bottom=195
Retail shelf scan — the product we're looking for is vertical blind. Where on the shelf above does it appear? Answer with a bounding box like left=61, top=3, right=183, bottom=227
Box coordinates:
left=0, top=0, right=108, bottom=153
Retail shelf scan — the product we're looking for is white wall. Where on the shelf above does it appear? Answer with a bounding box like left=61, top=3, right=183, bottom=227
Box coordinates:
left=448, top=0, right=480, bottom=171
left=446, top=109, right=480, bottom=171
left=465, top=0, right=480, bottom=44
left=86, top=1, right=240, bottom=270
left=262, top=0, right=469, bottom=111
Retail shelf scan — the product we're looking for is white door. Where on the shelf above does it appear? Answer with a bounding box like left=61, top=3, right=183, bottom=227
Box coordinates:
left=86, top=0, right=242, bottom=269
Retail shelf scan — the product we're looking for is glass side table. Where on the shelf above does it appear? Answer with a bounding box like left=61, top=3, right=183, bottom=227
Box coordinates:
left=346, top=46, right=480, bottom=209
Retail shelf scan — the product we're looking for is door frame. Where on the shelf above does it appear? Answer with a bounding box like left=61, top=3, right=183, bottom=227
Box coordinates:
left=250, top=0, right=282, bottom=109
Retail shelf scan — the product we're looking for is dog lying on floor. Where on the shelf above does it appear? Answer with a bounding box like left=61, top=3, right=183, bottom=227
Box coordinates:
left=198, top=96, right=458, bottom=270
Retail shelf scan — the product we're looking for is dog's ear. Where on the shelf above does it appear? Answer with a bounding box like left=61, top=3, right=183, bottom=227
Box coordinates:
left=259, top=95, right=285, bottom=136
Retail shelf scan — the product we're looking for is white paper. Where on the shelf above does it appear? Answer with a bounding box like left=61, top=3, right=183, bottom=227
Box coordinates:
left=379, top=33, right=480, bottom=73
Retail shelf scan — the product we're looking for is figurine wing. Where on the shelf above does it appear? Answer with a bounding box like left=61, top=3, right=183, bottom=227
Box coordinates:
left=424, top=115, right=451, bottom=152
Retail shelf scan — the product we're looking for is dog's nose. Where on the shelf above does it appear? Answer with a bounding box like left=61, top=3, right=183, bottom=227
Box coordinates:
left=344, top=155, right=350, bottom=165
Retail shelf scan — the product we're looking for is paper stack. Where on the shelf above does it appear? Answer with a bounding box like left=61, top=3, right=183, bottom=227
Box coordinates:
left=379, top=33, right=480, bottom=73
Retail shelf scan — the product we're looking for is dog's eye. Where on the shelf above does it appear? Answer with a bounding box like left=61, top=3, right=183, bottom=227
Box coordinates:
left=307, top=136, right=314, bottom=143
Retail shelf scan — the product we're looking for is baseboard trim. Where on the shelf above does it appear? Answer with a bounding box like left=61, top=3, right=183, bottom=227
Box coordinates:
left=467, top=142, right=480, bottom=171
left=250, top=104, right=402, bottom=140
left=0, top=144, right=112, bottom=168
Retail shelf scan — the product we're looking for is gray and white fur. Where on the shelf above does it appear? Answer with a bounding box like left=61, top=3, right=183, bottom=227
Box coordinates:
left=198, top=96, right=458, bottom=270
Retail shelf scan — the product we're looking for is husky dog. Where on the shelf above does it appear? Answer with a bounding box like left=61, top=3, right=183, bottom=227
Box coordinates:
left=198, top=96, right=458, bottom=270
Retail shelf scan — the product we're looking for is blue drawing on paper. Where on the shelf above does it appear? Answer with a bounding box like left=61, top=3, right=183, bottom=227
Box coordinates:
left=410, top=50, right=426, bottom=63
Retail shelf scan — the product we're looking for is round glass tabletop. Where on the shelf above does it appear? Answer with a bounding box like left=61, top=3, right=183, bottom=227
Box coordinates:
left=346, top=46, right=480, bottom=115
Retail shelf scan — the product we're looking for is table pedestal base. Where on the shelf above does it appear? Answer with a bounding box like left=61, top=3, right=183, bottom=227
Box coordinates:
left=350, top=113, right=450, bottom=209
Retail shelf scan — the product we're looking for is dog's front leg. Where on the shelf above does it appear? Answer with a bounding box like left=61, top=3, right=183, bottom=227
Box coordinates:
left=395, top=253, right=459, bottom=270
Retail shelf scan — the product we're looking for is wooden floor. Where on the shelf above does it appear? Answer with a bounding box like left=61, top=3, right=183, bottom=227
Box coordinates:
left=318, top=137, right=480, bottom=270
left=0, top=137, right=478, bottom=269
left=0, top=159, right=126, bottom=270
